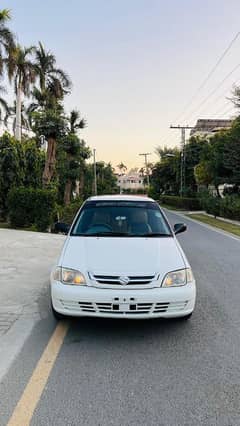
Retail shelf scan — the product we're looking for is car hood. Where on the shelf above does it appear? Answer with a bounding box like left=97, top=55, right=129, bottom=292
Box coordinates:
left=60, top=236, right=186, bottom=276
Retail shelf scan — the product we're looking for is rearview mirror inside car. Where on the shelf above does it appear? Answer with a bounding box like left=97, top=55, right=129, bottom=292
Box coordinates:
left=174, top=223, right=187, bottom=235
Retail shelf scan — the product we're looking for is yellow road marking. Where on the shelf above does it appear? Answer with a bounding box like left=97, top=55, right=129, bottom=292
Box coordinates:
left=7, top=320, right=69, bottom=426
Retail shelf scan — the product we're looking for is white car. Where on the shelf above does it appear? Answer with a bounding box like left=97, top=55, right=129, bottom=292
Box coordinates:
left=51, top=195, right=196, bottom=320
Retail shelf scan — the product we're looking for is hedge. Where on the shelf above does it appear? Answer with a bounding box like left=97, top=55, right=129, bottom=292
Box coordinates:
left=200, top=195, right=240, bottom=221
left=159, top=195, right=201, bottom=210
left=58, top=197, right=83, bottom=224
left=8, top=187, right=57, bottom=231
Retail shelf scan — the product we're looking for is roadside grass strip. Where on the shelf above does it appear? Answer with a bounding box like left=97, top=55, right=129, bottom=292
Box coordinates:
left=7, top=320, right=69, bottom=426
left=186, top=214, right=240, bottom=237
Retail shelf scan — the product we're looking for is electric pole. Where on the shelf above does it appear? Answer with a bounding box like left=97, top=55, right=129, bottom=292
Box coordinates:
left=139, top=153, right=151, bottom=187
left=170, top=125, right=194, bottom=197
left=93, top=148, right=97, bottom=195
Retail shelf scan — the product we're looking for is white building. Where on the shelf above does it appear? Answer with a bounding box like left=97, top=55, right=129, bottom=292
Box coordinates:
left=190, top=119, right=233, bottom=138
left=117, top=171, right=145, bottom=192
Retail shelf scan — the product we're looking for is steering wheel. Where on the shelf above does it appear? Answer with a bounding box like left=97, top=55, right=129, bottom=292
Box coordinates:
left=87, top=223, right=112, bottom=232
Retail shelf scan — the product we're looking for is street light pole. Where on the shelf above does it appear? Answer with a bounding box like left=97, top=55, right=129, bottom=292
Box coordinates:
left=93, top=148, right=97, bottom=195
left=139, top=153, right=151, bottom=187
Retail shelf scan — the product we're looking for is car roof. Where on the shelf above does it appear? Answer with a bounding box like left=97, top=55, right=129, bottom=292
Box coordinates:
left=87, top=194, right=156, bottom=202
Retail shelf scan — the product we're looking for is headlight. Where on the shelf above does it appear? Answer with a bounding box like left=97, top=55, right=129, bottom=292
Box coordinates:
left=52, top=266, right=86, bottom=285
left=162, top=268, right=193, bottom=287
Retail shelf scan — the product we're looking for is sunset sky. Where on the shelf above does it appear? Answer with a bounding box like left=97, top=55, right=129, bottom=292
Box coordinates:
left=2, top=0, right=240, bottom=168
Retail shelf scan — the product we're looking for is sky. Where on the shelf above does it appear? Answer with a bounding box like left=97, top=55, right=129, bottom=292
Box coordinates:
left=2, top=0, right=240, bottom=169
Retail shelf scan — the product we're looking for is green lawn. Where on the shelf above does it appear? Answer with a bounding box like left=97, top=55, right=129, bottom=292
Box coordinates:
left=0, top=222, right=38, bottom=232
left=0, top=222, right=11, bottom=229
left=186, top=214, right=240, bottom=237
left=159, top=204, right=186, bottom=212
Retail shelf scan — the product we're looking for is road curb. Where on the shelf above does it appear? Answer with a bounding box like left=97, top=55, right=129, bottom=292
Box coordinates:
left=164, top=208, right=240, bottom=242
left=0, top=313, right=40, bottom=384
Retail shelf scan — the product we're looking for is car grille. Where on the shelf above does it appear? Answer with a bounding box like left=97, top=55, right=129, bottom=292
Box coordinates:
left=89, top=273, right=156, bottom=286
left=60, top=300, right=188, bottom=315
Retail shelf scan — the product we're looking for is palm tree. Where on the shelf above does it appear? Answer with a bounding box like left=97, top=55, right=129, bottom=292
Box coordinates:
left=69, top=109, right=86, bottom=133
left=117, top=162, right=127, bottom=175
left=34, top=42, right=71, bottom=106
left=4, top=100, right=29, bottom=133
left=6, top=44, right=36, bottom=141
left=0, top=84, right=9, bottom=120
left=0, top=9, right=15, bottom=75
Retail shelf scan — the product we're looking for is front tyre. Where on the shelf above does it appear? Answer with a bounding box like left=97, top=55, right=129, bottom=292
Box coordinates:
left=51, top=303, right=67, bottom=320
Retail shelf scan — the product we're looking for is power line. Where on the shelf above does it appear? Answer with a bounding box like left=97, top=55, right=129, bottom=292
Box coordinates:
left=174, top=32, right=240, bottom=122
left=182, top=62, right=240, bottom=123
left=215, top=104, right=236, bottom=119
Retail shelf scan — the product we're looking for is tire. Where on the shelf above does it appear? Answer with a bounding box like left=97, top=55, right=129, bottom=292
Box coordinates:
left=51, top=303, right=67, bottom=320
left=177, top=312, right=193, bottom=321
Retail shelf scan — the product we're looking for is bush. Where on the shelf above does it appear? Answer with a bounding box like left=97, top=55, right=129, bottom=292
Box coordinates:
left=199, top=195, right=220, bottom=217
left=58, top=197, right=83, bottom=224
left=159, top=195, right=201, bottom=210
left=199, top=194, right=240, bottom=220
left=8, top=187, right=57, bottom=231
left=219, top=196, right=240, bottom=221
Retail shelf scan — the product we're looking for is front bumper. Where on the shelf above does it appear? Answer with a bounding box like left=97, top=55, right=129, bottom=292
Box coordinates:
left=51, top=281, right=196, bottom=319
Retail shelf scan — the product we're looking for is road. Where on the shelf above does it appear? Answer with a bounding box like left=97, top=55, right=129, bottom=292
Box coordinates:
left=0, top=210, right=240, bottom=426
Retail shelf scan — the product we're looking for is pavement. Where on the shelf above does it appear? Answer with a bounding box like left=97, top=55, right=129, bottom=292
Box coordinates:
left=0, top=229, right=65, bottom=382
left=0, top=211, right=240, bottom=425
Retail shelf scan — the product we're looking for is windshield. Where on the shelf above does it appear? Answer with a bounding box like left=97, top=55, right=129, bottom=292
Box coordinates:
left=71, top=200, right=172, bottom=237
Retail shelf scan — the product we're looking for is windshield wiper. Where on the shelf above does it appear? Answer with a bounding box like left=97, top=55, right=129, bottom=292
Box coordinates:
left=84, top=232, right=131, bottom=237
left=140, top=233, right=172, bottom=237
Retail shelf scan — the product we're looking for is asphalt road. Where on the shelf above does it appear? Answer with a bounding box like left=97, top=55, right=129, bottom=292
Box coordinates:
left=1, top=210, right=240, bottom=426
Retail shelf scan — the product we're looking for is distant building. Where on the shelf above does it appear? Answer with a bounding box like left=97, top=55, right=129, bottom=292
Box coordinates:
left=117, top=171, right=145, bottom=192
left=190, top=119, right=233, bottom=138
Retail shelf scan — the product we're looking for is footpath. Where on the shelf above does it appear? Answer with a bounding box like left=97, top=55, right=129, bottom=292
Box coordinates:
left=0, top=229, right=64, bottom=382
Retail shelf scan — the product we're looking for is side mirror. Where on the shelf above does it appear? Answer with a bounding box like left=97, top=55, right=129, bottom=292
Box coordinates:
left=53, top=222, right=70, bottom=235
left=174, top=223, right=187, bottom=235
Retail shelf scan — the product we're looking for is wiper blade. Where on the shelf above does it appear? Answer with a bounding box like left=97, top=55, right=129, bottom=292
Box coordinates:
left=85, top=232, right=131, bottom=237
left=141, top=233, right=172, bottom=237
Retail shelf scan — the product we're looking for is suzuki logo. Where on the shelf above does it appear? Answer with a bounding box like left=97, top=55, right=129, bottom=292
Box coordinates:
left=119, top=276, right=129, bottom=285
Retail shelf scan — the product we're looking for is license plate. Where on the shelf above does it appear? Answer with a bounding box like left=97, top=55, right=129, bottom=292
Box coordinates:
left=119, top=303, right=129, bottom=311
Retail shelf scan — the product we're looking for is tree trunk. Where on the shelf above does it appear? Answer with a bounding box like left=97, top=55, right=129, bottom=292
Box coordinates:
left=42, top=137, right=57, bottom=187
left=64, top=179, right=72, bottom=205
left=15, top=84, right=22, bottom=141
left=79, top=171, right=85, bottom=196
left=215, top=184, right=221, bottom=198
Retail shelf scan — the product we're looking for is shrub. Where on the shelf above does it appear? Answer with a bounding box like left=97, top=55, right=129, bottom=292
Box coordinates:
left=199, top=194, right=240, bottom=220
left=159, top=195, right=201, bottom=210
left=8, top=187, right=57, bottom=231
left=220, top=196, right=240, bottom=221
left=58, top=197, right=83, bottom=224
left=199, top=195, right=220, bottom=217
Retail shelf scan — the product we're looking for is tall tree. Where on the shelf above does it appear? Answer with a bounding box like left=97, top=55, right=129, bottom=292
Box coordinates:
left=0, top=9, right=15, bottom=75
left=117, top=162, right=127, bottom=174
left=4, top=100, right=29, bottom=132
left=35, top=42, right=70, bottom=92
left=0, top=84, right=9, bottom=120
left=32, top=109, right=67, bottom=186
left=60, top=134, right=91, bottom=205
left=69, top=109, right=86, bottom=133
left=6, top=45, right=36, bottom=141
left=31, top=42, right=71, bottom=110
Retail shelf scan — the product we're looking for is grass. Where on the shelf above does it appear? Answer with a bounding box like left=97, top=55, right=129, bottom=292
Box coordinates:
left=186, top=214, right=240, bottom=237
left=0, top=222, right=11, bottom=229
left=159, top=204, right=187, bottom=211
left=0, top=222, right=38, bottom=232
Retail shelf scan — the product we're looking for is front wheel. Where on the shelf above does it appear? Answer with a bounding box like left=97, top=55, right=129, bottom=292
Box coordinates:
left=51, top=303, right=67, bottom=320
